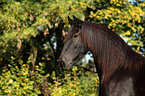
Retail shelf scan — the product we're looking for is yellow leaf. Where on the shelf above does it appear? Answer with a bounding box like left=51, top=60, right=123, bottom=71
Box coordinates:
left=47, top=58, right=51, bottom=60
left=9, top=79, right=13, bottom=83
left=45, top=74, right=50, bottom=77
left=126, top=31, right=131, bottom=35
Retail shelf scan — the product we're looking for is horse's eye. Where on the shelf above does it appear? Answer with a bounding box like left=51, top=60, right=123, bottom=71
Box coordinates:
left=74, top=35, right=78, bottom=38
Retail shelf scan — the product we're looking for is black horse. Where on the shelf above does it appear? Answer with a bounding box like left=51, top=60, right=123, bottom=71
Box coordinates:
left=59, top=16, right=145, bottom=96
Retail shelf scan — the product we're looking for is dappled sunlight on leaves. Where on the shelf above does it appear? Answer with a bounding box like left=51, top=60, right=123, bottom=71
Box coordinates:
left=0, top=0, right=144, bottom=95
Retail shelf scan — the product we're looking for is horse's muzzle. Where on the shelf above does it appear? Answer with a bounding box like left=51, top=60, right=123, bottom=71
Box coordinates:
left=59, top=59, right=66, bottom=70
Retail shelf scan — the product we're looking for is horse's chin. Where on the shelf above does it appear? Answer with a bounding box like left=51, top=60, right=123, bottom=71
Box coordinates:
left=65, top=66, right=73, bottom=70
left=64, top=63, right=74, bottom=70
left=61, top=62, right=75, bottom=71
left=60, top=59, right=77, bottom=70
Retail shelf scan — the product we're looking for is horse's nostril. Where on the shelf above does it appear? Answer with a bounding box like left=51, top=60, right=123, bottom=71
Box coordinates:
left=59, top=60, right=65, bottom=69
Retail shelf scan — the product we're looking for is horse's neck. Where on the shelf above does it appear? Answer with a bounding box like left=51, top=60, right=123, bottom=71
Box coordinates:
left=83, top=25, right=145, bottom=82
left=86, top=30, right=125, bottom=72
left=125, top=49, right=145, bottom=71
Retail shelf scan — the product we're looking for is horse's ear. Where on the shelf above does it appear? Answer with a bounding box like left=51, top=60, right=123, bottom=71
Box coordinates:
left=72, top=15, right=82, bottom=28
left=73, top=15, right=81, bottom=22
left=68, top=16, right=74, bottom=25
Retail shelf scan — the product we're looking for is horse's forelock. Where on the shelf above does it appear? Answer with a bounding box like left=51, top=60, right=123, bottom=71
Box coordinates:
left=64, top=22, right=83, bottom=42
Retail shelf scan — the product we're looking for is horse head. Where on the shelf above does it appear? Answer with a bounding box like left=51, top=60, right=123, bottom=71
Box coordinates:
left=59, top=16, right=88, bottom=70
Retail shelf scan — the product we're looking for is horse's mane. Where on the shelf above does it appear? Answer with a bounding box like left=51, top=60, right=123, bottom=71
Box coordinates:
left=81, top=21, right=145, bottom=82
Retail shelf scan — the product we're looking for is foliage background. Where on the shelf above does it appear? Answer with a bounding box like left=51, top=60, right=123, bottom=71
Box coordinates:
left=0, top=0, right=144, bottom=95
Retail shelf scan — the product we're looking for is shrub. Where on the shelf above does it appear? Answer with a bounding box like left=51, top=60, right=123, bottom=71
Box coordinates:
left=50, top=66, right=99, bottom=96
left=0, top=57, right=99, bottom=96
left=0, top=57, right=50, bottom=95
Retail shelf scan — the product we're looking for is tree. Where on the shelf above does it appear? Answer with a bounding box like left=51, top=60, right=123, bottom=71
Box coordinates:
left=89, top=0, right=145, bottom=55
left=0, top=0, right=144, bottom=95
